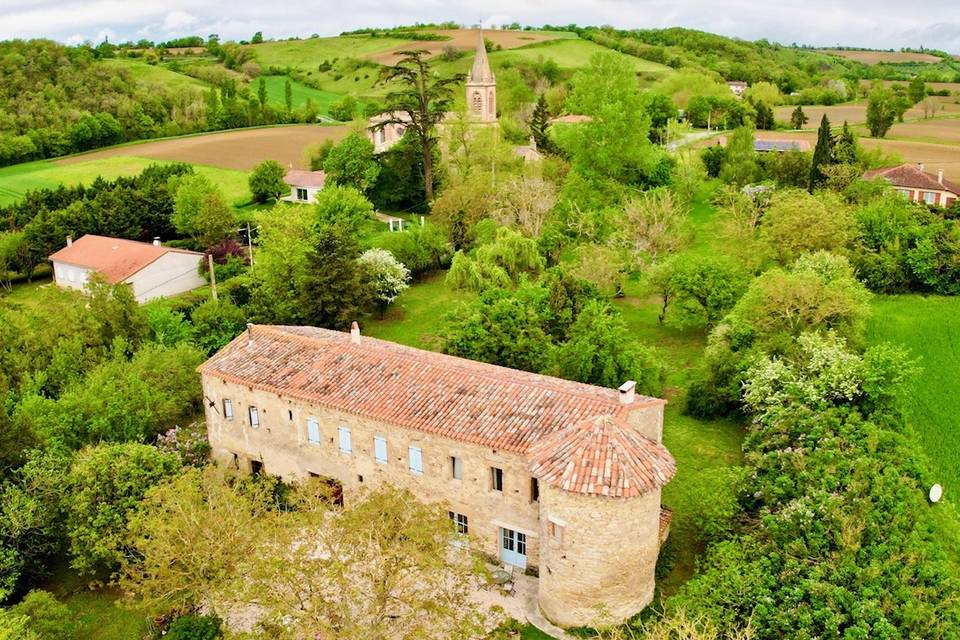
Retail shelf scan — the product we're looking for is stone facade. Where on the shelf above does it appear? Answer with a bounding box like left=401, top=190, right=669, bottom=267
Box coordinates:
left=199, top=325, right=675, bottom=628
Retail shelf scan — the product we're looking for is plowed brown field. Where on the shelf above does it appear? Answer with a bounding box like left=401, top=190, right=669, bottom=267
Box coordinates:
left=57, top=125, right=349, bottom=171
left=370, top=29, right=560, bottom=65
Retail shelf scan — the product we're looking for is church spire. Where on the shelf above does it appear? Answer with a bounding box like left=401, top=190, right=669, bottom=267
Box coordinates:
left=469, top=29, right=495, bottom=83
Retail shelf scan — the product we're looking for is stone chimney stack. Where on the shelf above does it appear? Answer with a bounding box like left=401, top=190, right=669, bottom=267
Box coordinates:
left=938, top=170, right=944, bottom=185
left=153, top=237, right=161, bottom=247
left=618, top=380, right=636, bottom=405
left=246, top=323, right=254, bottom=347
left=66, top=235, right=72, bottom=247
left=918, top=162, right=925, bottom=172
left=350, top=321, right=361, bottom=345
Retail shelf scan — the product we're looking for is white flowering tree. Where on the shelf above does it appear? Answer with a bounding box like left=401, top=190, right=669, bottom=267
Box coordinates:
left=358, top=248, right=411, bottom=317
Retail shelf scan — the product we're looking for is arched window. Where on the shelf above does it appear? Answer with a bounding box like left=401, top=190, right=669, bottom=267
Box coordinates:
left=471, top=91, right=482, bottom=113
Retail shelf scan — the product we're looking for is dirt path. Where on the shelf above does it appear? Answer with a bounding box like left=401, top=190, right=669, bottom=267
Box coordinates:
left=56, top=125, right=350, bottom=171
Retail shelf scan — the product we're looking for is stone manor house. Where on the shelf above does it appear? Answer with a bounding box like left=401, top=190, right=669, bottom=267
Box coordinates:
left=199, top=324, right=677, bottom=627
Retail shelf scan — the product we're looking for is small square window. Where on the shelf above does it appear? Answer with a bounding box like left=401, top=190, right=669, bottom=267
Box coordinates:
left=248, top=406, right=259, bottom=428
left=491, top=467, right=503, bottom=492
left=358, top=475, right=364, bottom=483
left=223, top=399, right=234, bottom=420
left=447, top=511, right=468, bottom=535
left=451, top=456, right=462, bottom=480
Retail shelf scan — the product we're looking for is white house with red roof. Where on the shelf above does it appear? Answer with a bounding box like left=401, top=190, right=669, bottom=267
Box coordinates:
left=863, top=163, right=959, bottom=208
left=199, top=323, right=676, bottom=628
left=281, top=169, right=327, bottom=203
left=49, top=234, right=205, bottom=302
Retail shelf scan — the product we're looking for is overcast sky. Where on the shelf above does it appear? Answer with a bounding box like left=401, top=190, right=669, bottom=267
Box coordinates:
left=1, top=0, right=959, bottom=53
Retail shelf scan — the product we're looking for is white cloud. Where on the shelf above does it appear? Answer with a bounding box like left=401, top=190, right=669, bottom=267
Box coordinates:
left=162, top=10, right=198, bottom=32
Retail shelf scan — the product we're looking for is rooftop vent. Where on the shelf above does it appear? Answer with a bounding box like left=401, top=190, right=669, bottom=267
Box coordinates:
left=350, top=321, right=361, bottom=345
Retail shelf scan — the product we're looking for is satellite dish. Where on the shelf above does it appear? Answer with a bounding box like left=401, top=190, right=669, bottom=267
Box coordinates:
left=929, top=483, right=943, bottom=503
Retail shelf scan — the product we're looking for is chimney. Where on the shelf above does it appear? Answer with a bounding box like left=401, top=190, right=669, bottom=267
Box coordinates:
left=152, top=236, right=161, bottom=247
left=66, top=235, right=73, bottom=247
left=938, top=170, right=944, bottom=185
left=246, top=323, right=254, bottom=347
left=529, top=135, right=537, bottom=151
left=918, top=162, right=925, bottom=172
left=350, top=321, right=361, bottom=345
left=618, top=380, right=636, bottom=405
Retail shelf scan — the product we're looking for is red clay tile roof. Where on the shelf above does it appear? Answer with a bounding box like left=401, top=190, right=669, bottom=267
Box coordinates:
left=48, top=234, right=202, bottom=283
left=863, top=164, right=960, bottom=194
left=199, top=326, right=668, bottom=468
left=284, top=170, right=326, bottom=189
left=528, top=415, right=676, bottom=498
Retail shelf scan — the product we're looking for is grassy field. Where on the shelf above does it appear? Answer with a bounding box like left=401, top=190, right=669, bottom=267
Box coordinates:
left=252, top=34, right=411, bottom=71
left=98, top=58, right=209, bottom=92
left=494, top=38, right=673, bottom=73
left=819, top=49, right=943, bottom=64
left=260, top=75, right=343, bottom=113
left=867, top=295, right=960, bottom=490
left=0, top=156, right=252, bottom=208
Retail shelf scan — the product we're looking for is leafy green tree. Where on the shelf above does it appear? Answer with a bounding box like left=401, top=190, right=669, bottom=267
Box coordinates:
left=251, top=31, right=263, bottom=44
left=907, top=76, right=925, bottom=104
left=529, top=94, right=553, bottom=153
left=171, top=174, right=237, bottom=248
left=378, top=50, right=458, bottom=201
left=557, top=300, right=664, bottom=394
left=761, top=189, right=857, bottom=264
left=557, top=52, right=668, bottom=187
left=312, top=185, right=374, bottom=234
left=0, top=231, right=26, bottom=289
left=298, top=225, right=369, bottom=329
left=165, top=615, right=223, bottom=640
left=719, top=126, right=759, bottom=187
left=751, top=100, right=774, bottom=130
left=358, top=249, right=410, bottom=316
left=764, top=148, right=811, bottom=188
left=369, top=223, right=450, bottom=277
left=322, top=133, right=380, bottom=193
left=8, top=591, right=74, bottom=640
left=639, top=91, right=679, bottom=144
left=446, top=227, right=544, bottom=292
left=257, top=77, right=267, bottom=109
left=442, top=289, right=556, bottom=374
left=190, top=299, right=247, bottom=355
left=808, top=114, right=834, bottom=191
left=651, top=255, right=749, bottom=327
left=789, top=105, right=809, bottom=129
left=328, top=96, right=358, bottom=122
left=248, top=160, right=287, bottom=203
left=866, top=84, right=898, bottom=138
left=66, top=443, right=179, bottom=575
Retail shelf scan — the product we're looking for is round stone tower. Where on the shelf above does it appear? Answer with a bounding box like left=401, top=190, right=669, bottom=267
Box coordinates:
left=528, top=413, right=676, bottom=628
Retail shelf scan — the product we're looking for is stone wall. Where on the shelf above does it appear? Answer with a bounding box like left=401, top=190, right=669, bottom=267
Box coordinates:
left=202, top=375, right=542, bottom=566
left=537, top=484, right=662, bottom=627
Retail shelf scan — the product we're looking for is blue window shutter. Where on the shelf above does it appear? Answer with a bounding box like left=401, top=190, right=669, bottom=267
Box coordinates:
left=307, top=418, right=320, bottom=444
left=374, top=436, right=388, bottom=464
left=338, top=426, right=351, bottom=453
left=409, top=445, right=423, bottom=475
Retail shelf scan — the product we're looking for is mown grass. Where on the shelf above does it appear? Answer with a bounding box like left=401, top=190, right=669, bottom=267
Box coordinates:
left=866, top=295, right=960, bottom=491
left=260, top=75, right=343, bottom=114
left=0, top=156, right=251, bottom=209
left=98, top=58, right=209, bottom=92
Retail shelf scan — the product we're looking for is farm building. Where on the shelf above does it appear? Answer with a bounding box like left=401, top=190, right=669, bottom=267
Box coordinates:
left=282, top=169, right=327, bottom=203
left=863, top=163, right=959, bottom=207
left=199, top=323, right=676, bottom=628
left=49, top=234, right=205, bottom=302
left=753, top=139, right=811, bottom=153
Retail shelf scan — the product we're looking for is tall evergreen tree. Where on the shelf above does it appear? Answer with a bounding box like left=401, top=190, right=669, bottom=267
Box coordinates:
left=378, top=50, right=458, bottom=202
left=257, top=77, right=267, bottom=109
left=299, top=224, right=369, bottom=329
left=284, top=79, right=293, bottom=113
left=752, top=100, right=775, bottom=130
left=833, top=121, right=859, bottom=165
left=790, top=105, right=809, bottom=129
left=808, top=114, right=834, bottom=192
left=529, top=94, right=553, bottom=153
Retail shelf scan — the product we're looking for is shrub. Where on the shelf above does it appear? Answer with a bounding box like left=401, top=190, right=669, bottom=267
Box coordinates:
left=166, top=614, right=223, bottom=640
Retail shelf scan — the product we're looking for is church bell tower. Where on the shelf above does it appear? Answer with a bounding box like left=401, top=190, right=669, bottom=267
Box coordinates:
left=466, top=30, right=497, bottom=122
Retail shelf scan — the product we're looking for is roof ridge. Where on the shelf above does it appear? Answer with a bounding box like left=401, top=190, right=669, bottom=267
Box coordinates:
left=249, top=324, right=639, bottom=405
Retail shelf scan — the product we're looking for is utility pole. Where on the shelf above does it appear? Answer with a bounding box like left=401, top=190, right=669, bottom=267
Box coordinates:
left=208, top=253, right=218, bottom=301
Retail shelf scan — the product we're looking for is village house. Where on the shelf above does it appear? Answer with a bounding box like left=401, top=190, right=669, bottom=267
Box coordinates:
left=281, top=169, right=327, bottom=203
left=863, top=163, right=959, bottom=207
left=727, top=80, right=747, bottom=97
left=48, top=234, right=205, bottom=302
left=199, top=323, right=676, bottom=628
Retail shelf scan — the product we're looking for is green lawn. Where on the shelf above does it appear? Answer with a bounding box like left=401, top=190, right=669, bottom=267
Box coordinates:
left=39, top=559, right=148, bottom=640
left=252, top=34, right=412, bottom=71
left=867, top=295, right=960, bottom=490
left=494, top=38, right=673, bottom=73
left=0, top=156, right=251, bottom=209
left=98, top=58, right=209, bottom=92
left=260, top=75, right=343, bottom=114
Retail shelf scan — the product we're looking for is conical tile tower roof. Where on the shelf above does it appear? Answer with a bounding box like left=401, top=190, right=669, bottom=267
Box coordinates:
left=469, top=30, right=495, bottom=83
